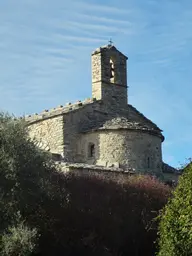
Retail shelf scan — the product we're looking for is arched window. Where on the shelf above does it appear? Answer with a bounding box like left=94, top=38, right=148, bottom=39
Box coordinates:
left=110, top=59, right=115, bottom=79
left=88, top=143, right=95, bottom=158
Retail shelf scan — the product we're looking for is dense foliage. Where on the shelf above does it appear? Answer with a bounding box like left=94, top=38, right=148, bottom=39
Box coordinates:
left=0, top=113, right=171, bottom=255
left=0, top=113, right=55, bottom=255
left=157, top=164, right=192, bottom=256
left=0, top=219, right=38, bottom=256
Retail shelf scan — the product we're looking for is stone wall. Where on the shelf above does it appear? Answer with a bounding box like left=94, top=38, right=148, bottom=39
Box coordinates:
left=56, top=162, right=135, bottom=179
left=61, top=100, right=130, bottom=163
left=26, top=96, right=164, bottom=176
left=28, top=115, right=64, bottom=154
left=77, top=129, right=162, bottom=174
left=26, top=98, right=102, bottom=159
left=62, top=101, right=106, bottom=162
left=26, top=98, right=163, bottom=176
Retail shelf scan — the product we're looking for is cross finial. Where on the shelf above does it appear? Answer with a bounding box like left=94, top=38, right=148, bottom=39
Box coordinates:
left=108, top=38, right=113, bottom=46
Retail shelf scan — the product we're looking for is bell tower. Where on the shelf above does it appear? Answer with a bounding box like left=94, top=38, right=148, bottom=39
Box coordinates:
left=91, top=44, right=128, bottom=106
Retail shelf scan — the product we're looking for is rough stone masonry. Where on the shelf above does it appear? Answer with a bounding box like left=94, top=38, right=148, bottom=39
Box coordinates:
left=25, top=44, right=179, bottom=180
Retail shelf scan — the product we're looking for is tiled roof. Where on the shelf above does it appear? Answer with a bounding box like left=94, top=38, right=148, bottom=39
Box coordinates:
left=80, top=115, right=164, bottom=140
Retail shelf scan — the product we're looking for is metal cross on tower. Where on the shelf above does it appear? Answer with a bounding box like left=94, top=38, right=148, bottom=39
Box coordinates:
left=108, top=38, right=113, bottom=45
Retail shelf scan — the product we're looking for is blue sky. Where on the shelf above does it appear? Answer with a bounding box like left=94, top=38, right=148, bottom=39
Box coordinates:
left=0, top=0, right=191, bottom=168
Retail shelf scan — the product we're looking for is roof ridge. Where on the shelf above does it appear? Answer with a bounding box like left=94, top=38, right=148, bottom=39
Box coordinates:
left=128, top=104, right=162, bottom=132
left=24, top=98, right=99, bottom=124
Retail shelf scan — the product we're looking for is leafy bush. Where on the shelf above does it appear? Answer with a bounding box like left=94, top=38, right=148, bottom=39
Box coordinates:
left=52, top=171, right=170, bottom=256
left=0, top=220, right=39, bottom=256
left=157, top=164, right=192, bottom=256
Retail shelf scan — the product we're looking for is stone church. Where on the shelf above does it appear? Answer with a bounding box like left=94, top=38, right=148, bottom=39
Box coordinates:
left=26, top=44, right=178, bottom=179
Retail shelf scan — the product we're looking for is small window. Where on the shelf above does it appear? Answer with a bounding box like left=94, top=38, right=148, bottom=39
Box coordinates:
left=147, top=157, right=150, bottom=168
left=52, top=153, right=61, bottom=161
left=110, top=59, right=115, bottom=79
left=88, top=143, right=95, bottom=158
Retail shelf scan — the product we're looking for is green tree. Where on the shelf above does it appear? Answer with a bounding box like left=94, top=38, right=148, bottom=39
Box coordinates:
left=0, top=112, right=54, bottom=255
left=157, top=164, right=192, bottom=256
left=0, top=217, right=39, bottom=256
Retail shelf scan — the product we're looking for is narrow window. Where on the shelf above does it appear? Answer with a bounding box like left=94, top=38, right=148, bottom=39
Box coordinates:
left=147, top=157, right=150, bottom=168
left=88, top=143, right=95, bottom=158
left=110, top=59, right=115, bottom=79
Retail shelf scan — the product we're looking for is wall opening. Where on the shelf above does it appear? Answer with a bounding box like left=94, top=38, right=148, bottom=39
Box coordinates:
left=88, top=143, right=95, bottom=158
left=52, top=153, right=62, bottom=161
left=147, top=157, right=150, bottom=169
left=109, top=58, right=115, bottom=81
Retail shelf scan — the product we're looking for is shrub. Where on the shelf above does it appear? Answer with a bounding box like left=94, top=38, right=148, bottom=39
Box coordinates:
left=157, top=164, right=192, bottom=256
left=0, top=221, right=39, bottom=256
left=37, top=171, right=170, bottom=256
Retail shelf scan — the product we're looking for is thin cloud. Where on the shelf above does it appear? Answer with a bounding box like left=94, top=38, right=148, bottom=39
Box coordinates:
left=52, top=34, right=107, bottom=43
left=150, top=58, right=172, bottom=67
left=65, top=21, right=133, bottom=35
left=70, top=1, right=133, bottom=15
left=71, top=13, right=133, bottom=26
